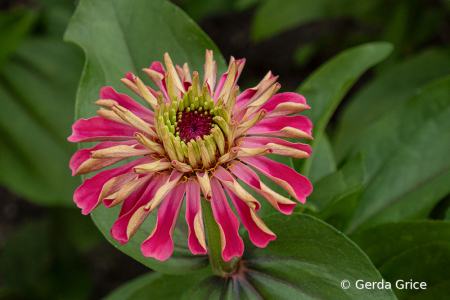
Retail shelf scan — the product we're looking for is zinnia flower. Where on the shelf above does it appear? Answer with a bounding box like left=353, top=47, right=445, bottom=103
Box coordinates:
left=69, top=50, right=313, bottom=262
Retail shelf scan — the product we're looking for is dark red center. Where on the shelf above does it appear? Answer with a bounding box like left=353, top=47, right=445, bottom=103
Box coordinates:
left=177, top=111, right=213, bottom=142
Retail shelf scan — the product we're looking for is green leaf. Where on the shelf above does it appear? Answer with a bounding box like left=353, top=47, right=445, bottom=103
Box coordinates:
left=183, top=214, right=397, bottom=299
left=251, top=0, right=386, bottom=41
left=334, top=48, right=450, bottom=162
left=92, top=203, right=209, bottom=275
left=65, top=0, right=227, bottom=273
left=0, top=37, right=83, bottom=206
left=307, top=132, right=336, bottom=184
left=344, top=76, right=450, bottom=233
left=350, top=221, right=450, bottom=299
left=295, top=42, right=393, bottom=175
left=104, top=268, right=212, bottom=300
left=64, top=0, right=226, bottom=121
left=302, top=153, right=365, bottom=230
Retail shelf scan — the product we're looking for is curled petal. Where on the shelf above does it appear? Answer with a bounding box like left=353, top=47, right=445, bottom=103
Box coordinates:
left=69, top=140, right=136, bottom=176
left=111, top=175, right=165, bottom=244
left=141, top=182, right=186, bottom=261
left=210, top=177, right=244, bottom=261
left=235, top=72, right=277, bottom=109
left=230, top=161, right=297, bottom=214
left=103, top=174, right=153, bottom=208
left=214, top=166, right=260, bottom=210
left=224, top=186, right=276, bottom=247
left=215, top=57, right=245, bottom=102
left=203, top=49, right=217, bottom=91
left=90, top=145, right=153, bottom=159
left=244, top=156, right=312, bottom=203
left=97, top=86, right=154, bottom=122
left=73, top=157, right=148, bottom=215
left=133, top=159, right=171, bottom=174
left=260, top=92, right=310, bottom=117
left=246, top=115, right=313, bottom=140
left=98, top=173, right=139, bottom=207
left=68, top=117, right=137, bottom=143
left=238, top=136, right=311, bottom=158
left=185, top=180, right=207, bottom=254
left=196, top=171, right=212, bottom=200
left=144, top=170, right=184, bottom=211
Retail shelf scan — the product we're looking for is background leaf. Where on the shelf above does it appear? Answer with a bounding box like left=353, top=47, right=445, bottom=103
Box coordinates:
left=301, top=152, right=365, bottom=230
left=64, top=0, right=226, bottom=274
left=251, top=0, right=385, bottom=41
left=294, top=42, right=393, bottom=175
left=344, top=76, right=450, bottom=233
left=333, top=48, right=450, bottom=162
left=0, top=37, right=83, bottom=206
left=351, top=221, right=450, bottom=299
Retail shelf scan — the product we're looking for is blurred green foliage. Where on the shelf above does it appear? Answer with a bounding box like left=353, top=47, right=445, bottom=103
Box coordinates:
left=1, top=0, right=450, bottom=298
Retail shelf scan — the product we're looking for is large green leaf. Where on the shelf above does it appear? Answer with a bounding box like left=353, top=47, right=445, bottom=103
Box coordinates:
left=182, top=214, right=397, bottom=299
left=64, top=0, right=226, bottom=274
left=295, top=42, right=393, bottom=175
left=334, top=48, right=450, bottom=162
left=344, top=76, right=450, bottom=233
left=351, top=221, right=450, bottom=299
left=104, top=268, right=212, bottom=300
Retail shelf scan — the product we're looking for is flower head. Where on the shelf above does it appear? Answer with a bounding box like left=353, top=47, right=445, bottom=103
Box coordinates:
left=69, top=50, right=313, bottom=261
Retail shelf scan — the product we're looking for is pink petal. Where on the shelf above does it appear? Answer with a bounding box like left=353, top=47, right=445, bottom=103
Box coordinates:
left=244, top=156, right=313, bottom=203
left=235, top=73, right=277, bottom=109
left=69, top=140, right=137, bottom=176
left=224, top=186, right=276, bottom=247
left=125, top=72, right=158, bottom=101
left=99, top=86, right=154, bottom=122
left=246, top=115, right=313, bottom=139
left=185, top=180, right=207, bottom=255
left=141, top=182, right=186, bottom=261
left=230, top=161, right=297, bottom=214
left=210, top=177, right=244, bottom=261
left=68, top=117, right=137, bottom=142
left=214, top=58, right=245, bottom=102
left=73, top=157, right=148, bottom=215
left=150, top=61, right=165, bottom=75
left=238, top=136, right=312, bottom=156
left=110, top=175, right=165, bottom=244
left=260, top=92, right=310, bottom=117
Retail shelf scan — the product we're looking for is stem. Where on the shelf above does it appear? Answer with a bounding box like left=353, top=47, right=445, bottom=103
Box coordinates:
left=201, top=197, right=238, bottom=276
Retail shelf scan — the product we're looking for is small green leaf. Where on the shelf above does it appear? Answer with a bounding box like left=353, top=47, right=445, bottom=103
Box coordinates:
left=344, top=76, right=450, bottom=233
left=295, top=42, right=393, bottom=175
left=350, top=221, right=450, bottom=299
left=334, top=48, right=450, bottom=162
left=183, top=214, right=397, bottom=299
left=65, top=0, right=227, bottom=273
